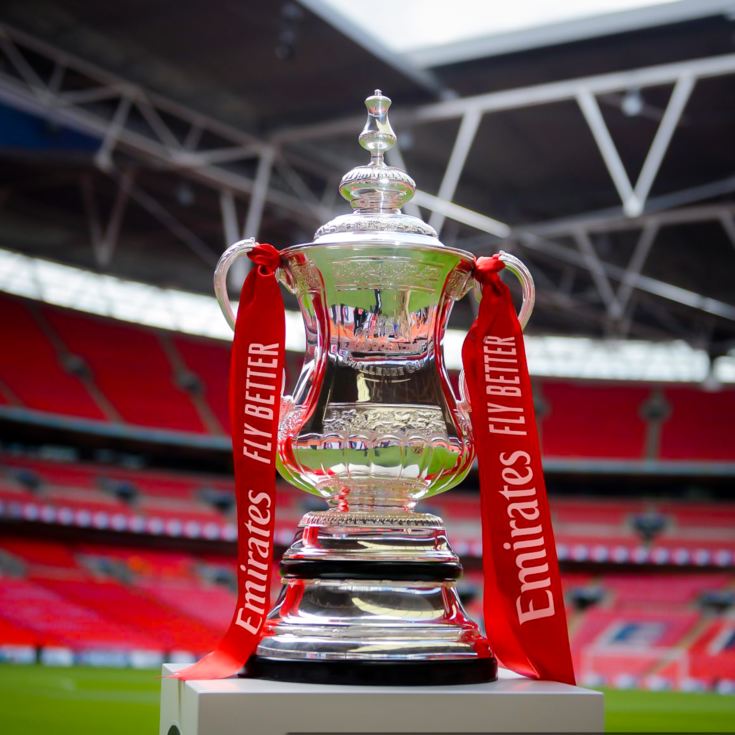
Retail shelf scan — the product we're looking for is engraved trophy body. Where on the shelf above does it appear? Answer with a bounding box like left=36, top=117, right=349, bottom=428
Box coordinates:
left=214, top=91, right=534, bottom=684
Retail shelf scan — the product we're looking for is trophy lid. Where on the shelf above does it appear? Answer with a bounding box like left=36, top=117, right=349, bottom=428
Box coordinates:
left=313, top=90, right=439, bottom=244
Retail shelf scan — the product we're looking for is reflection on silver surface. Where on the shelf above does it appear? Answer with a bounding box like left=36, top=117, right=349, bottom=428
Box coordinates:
left=277, top=244, right=475, bottom=509
left=285, top=515, right=457, bottom=564
left=257, top=578, right=485, bottom=662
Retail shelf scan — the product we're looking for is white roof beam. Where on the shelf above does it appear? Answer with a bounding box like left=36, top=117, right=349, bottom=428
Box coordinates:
left=428, top=110, right=482, bottom=235
left=631, top=74, right=695, bottom=214
left=274, top=52, right=735, bottom=143
left=615, top=222, right=660, bottom=315
left=572, top=229, right=623, bottom=319
left=576, top=89, right=639, bottom=216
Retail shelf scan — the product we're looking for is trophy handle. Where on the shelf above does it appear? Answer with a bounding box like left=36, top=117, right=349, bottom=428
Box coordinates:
left=489, top=250, right=535, bottom=329
left=214, top=238, right=300, bottom=426
left=213, top=238, right=258, bottom=331
left=458, top=250, right=535, bottom=406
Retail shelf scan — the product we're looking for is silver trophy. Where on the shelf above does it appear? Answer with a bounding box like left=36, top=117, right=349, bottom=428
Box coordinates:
left=214, top=90, right=534, bottom=684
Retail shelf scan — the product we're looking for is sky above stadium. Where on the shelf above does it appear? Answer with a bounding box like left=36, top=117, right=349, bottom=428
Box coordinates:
left=311, top=0, right=708, bottom=66
left=322, top=0, right=673, bottom=51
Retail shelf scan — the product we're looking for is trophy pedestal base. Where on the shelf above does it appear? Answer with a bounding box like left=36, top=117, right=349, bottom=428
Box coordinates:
left=244, top=655, right=497, bottom=686
left=259, top=514, right=492, bottom=673
left=160, top=663, right=604, bottom=735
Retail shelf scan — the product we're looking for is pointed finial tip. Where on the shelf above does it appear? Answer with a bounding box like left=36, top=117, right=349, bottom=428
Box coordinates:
left=359, top=89, right=396, bottom=156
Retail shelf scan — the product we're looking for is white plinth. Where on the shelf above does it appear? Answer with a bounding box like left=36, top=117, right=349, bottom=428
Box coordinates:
left=160, top=663, right=603, bottom=734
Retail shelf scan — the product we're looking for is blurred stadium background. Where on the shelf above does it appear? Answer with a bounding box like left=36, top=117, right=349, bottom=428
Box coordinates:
left=0, top=0, right=734, bottom=732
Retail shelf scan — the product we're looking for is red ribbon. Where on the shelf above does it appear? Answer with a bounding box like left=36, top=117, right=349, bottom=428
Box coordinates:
left=462, top=254, right=575, bottom=685
left=173, top=243, right=285, bottom=680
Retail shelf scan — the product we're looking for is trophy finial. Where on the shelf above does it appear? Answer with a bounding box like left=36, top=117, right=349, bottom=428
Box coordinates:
left=338, top=89, right=416, bottom=213
left=359, top=90, right=396, bottom=162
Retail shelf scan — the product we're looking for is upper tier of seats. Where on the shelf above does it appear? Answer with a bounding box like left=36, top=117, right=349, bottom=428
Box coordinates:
left=0, top=297, right=106, bottom=420
left=0, top=293, right=733, bottom=461
left=540, top=382, right=650, bottom=460
left=42, top=307, right=209, bottom=433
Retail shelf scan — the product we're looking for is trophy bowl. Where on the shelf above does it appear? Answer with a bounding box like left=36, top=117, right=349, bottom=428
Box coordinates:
left=214, top=91, right=534, bottom=685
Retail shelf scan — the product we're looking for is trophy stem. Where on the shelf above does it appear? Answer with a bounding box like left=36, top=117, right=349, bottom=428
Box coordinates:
left=326, top=486, right=419, bottom=514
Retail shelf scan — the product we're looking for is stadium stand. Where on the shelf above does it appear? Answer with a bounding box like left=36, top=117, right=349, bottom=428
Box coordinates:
left=1, top=535, right=732, bottom=689
left=566, top=571, right=735, bottom=689
left=2, top=451, right=733, bottom=559
left=0, top=577, right=162, bottom=652
left=0, top=294, right=734, bottom=689
left=2, top=294, right=735, bottom=466
left=1, top=451, right=734, bottom=564
left=0, top=538, right=230, bottom=655
left=688, top=620, right=735, bottom=687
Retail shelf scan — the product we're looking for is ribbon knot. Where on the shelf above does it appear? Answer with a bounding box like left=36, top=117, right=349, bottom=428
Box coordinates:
left=473, top=254, right=505, bottom=285
left=248, top=242, right=281, bottom=275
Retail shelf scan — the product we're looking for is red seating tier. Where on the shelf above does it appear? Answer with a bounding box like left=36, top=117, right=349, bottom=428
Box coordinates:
left=0, top=616, right=40, bottom=646
left=2, top=294, right=735, bottom=464
left=173, top=335, right=230, bottom=433
left=660, top=387, right=735, bottom=461
left=0, top=538, right=733, bottom=688
left=1, top=454, right=232, bottom=505
left=578, top=651, right=673, bottom=682
left=75, top=545, right=201, bottom=579
left=42, top=307, right=206, bottom=433
left=540, top=381, right=649, bottom=460
left=0, top=538, right=84, bottom=570
left=688, top=619, right=735, bottom=684
left=2, top=455, right=105, bottom=488
left=0, top=296, right=105, bottom=419
left=35, top=577, right=220, bottom=652
left=603, top=573, right=729, bottom=607
left=570, top=608, right=699, bottom=649
left=138, top=580, right=236, bottom=630
left=0, top=578, right=159, bottom=650
left=551, top=499, right=644, bottom=526
left=659, top=502, right=735, bottom=529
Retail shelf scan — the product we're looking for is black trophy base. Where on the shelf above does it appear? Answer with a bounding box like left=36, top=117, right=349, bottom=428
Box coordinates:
left=242, top=655, right=498, bottom=686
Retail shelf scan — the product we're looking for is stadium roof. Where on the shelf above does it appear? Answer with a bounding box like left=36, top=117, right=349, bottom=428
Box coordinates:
left=0, top=0, right=734, bottom=379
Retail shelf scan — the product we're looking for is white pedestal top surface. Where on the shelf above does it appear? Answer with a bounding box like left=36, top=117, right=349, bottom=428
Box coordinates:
left=160, top=662, right=603, bottom=734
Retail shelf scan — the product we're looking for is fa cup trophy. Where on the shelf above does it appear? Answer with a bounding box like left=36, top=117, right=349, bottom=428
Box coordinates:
left=213, top=91, right=535, bottom=685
